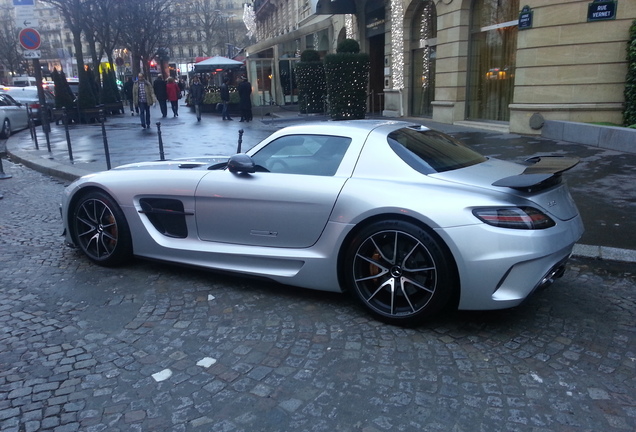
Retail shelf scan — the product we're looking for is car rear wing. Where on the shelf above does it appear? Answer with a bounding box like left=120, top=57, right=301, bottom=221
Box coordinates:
left=492, top=156, right=580, bottom=191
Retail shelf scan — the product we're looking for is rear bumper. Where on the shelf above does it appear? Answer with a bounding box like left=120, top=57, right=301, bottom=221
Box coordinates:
left=439, top=214, right=584, bottom=310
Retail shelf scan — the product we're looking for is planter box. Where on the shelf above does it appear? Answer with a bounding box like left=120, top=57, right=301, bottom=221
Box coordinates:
left=193, top=103, right=240, bottom=114
left=542, top=121, right=636, bottom=154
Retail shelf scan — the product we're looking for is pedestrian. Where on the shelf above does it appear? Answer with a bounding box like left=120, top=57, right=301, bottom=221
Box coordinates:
left=166, top=77, right=180, bottom=117
left=123, top=76, right=137, bottom=116
left=153, top=74, right=168, bottom=118
left=220, top=77, right=232, bottom=121
left=237, top=75, right=252, bottom=122
left=189, top=75, right=204, bottom=122
left=132, top=72, right=156, bottom=129
left=178, top=77, right=186, bottom=97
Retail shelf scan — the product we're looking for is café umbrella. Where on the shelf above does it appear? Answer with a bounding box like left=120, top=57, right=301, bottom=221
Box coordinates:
left=193, top=56, right=243, bottom=72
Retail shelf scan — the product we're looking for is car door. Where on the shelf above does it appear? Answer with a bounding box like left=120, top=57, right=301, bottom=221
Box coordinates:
left=195, top=134, right=352, bottom=248
left=0, top=94, right=27, bottom=131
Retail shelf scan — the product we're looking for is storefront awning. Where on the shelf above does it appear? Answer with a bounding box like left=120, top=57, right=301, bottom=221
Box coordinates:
left=194, top=56, right=244, bottom=71
left=312, top=0, right=356, bottom=15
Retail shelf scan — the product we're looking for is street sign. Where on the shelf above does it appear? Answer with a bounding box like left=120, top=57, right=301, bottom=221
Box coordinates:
left=18, top=27, right=41, bottom=50
left=14, top=6, right=36, bottom=24
left=23, top=50, right=41, bottom=59
left=18, top=17, right=39, bottom=28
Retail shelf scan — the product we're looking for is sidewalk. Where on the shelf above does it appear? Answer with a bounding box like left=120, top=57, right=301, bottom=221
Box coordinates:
left=3, top=103, right=635, bottom=262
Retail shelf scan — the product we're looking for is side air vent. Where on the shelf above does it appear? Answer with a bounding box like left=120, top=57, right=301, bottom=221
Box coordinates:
left=139, top=198, right=191, bottom=238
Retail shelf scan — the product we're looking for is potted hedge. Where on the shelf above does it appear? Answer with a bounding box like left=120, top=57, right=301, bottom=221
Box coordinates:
left=295, top=49, right=326, bottom=114
left=51, top=68, right=76, bottom=122
left=100, top=69, right=124, bottom=115
left=324, top=39, right=370, bottom=120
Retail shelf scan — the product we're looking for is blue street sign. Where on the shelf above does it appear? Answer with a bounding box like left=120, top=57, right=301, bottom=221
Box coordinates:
left=13, top=0, right=35, bottom=5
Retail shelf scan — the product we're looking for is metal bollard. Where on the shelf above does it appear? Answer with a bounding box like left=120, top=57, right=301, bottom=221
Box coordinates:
left=62, top=109, right=73, bottom=162
left=41, top=107, right=51, bottom=153
left=237, top=129, right=244, bottom=153
left=156, top=122, right=165, bottom=161
left=99, top=109, right=111, bottom=170
left=0, top=154, right=12, bottom=180
left=27, top=106, right=39, bottom=150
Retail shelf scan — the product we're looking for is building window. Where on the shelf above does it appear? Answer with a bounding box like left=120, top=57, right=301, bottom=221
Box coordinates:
left=467, top=0, right=519, bottom=121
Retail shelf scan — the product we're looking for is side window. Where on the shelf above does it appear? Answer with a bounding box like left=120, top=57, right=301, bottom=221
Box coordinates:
left=0, top=95, right=8, bottom=107
left=252, top=135, right=352, bottom=176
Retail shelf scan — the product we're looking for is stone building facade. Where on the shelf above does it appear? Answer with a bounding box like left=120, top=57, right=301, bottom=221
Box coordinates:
left=246, top=0, right=636, bottom=134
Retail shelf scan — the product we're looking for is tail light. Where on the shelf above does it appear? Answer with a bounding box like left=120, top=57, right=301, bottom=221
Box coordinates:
left=472, top=207, right=555, bottom=230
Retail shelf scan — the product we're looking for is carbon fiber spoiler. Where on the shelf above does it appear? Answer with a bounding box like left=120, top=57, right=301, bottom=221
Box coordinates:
left=492, top=156, right=580, bottom=190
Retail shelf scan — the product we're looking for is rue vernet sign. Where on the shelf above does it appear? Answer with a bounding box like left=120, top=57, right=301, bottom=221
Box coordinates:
left=587, top=0, right=617, bottom=22
left=518, top=5, right=533, bottom=30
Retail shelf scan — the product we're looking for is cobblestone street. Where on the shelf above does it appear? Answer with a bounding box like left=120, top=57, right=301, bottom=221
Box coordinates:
left=1, top=159, right=635, bottom=431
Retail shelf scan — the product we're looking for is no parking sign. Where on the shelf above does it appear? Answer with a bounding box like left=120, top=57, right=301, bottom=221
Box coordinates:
left=18, top=27, right=41, bottom=50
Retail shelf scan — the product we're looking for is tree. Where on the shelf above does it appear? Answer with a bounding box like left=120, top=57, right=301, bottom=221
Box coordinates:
left=191, top=0, right=227, bottom=56
left=119, top=0, right=173, bottom=78
left=88, top=0, right=124, bottom=70
left=50, top=68, right=75, bottom=111
left=0, top=4, right=27, bottom=81
left=41, top=0, right=89, bottom=76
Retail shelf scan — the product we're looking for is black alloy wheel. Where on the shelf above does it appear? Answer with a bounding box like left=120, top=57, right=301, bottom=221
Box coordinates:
left=71, top=191, right=132, bottom=266
left=345, top=220, right=456, bottom=326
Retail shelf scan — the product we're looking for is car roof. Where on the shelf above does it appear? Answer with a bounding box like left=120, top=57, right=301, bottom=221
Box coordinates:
left=276, top=119, right=427, bottom=135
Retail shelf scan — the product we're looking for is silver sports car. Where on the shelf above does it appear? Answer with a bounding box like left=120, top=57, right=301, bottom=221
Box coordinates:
left=61, top=120, right=584, bottom=325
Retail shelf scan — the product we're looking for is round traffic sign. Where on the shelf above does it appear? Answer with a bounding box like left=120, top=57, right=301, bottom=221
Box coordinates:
left=18, top=27, right=41, bottom=50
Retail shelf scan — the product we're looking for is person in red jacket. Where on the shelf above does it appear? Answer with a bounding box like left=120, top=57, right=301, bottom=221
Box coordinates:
left=166, top=77, right=181, bottom=117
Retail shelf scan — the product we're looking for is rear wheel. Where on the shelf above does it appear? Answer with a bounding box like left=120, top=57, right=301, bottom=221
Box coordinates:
left=1, top=119, right=11, bottom=138
left=71, top=190, right=132, bottom=266
left=344, top=220, right=456, bottom=326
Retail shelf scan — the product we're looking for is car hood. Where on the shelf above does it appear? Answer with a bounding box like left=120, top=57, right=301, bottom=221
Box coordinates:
left=431, top=156, right=580, bottom=221
left=112, top=156, right=229, bottom=171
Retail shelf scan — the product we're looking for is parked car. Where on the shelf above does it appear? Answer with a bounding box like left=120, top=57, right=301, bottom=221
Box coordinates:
left=0, top=93, right=29, bottom=138
left=0, top=86, right=55, bottom=123
left=11, top=76, right=38, bottom=87
left=60, top=120, right=584, bottom=325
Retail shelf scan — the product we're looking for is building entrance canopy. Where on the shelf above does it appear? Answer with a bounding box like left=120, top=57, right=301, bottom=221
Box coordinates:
left=194, top=56, right=244, bottom=72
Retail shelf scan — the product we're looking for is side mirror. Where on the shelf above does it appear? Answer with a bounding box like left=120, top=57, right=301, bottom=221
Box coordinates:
left=227, top=154, right=255, bottom=174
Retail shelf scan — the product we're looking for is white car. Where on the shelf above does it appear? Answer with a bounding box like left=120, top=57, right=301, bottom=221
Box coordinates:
left=0, top=93, right=29, bottom=138
left=61, top=120, right=584, bottom=325
left=0, top=86, right=55, bottom=124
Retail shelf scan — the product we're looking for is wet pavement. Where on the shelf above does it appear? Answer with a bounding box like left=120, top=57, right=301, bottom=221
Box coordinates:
left=3, top=103, right=635, bottom=259
left=1, top=107, right=636, bottom=431
left=0, top=160, right=635, bottom=432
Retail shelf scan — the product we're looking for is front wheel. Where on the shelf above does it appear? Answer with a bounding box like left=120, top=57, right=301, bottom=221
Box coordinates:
left=343, top=220, right=456, bottom=326
left=71, top=190, right=132, bottom=266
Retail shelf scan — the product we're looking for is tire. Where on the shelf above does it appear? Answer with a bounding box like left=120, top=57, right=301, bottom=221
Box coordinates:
left=343, top=219, right=456, bottom=326
left=71, top=190, right=132, bottom=266
left=1, top=119, right=11, bottom=138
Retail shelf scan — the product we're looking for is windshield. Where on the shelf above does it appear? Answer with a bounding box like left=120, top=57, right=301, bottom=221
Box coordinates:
left=387, top=127, right=487, bottom=174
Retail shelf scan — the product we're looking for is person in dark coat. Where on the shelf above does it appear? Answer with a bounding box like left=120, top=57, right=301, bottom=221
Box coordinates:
left=220, top=77, right=232, bottom=121
left=123, top=77, right=137, bottom=116
left=189, top=75, right=204, bottom=122
left=153, top=74, right=168, bottom=118
left=237, top=76, right=252, bottom=122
